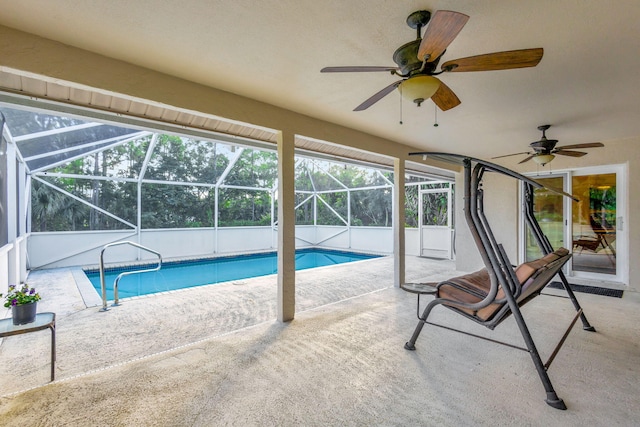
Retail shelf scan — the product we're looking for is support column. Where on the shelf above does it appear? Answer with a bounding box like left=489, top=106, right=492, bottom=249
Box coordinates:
left=17, top=161, right=28, bottom=282
left=5, top=136, right=19, bottom=285
left=393, top=158, right=406, bottom=287
left=277, top=130, right=296, bottom=322
left=6, top=141, right=16, bottom=243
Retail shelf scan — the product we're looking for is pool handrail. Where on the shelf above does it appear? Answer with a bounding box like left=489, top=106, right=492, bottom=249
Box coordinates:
left=99, top=241, right=162, bottom=311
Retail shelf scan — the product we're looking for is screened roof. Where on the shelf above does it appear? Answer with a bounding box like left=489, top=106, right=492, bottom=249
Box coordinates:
left=0, top=102, right=454, bottom=181
left=0, top=69, right=455, bottom=181
left=2, top=108, right=147, bottom=172
left=1, top=103, right=454, bottom=236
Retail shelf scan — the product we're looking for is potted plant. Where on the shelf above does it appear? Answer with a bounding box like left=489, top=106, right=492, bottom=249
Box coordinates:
left=1, top=283, right=41, bottom=325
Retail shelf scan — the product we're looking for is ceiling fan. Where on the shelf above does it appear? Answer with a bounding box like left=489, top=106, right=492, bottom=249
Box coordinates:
left=492, top=125, right=605, bottom=166
left=321, top=10, right=544, bottom=112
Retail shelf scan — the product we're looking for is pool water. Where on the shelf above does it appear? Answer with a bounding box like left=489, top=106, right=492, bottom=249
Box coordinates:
left=85, top=248, right=381, bottom=299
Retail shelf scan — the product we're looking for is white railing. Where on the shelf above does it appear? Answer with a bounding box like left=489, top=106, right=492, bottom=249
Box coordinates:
left=99, top=241, right=162, bottom=311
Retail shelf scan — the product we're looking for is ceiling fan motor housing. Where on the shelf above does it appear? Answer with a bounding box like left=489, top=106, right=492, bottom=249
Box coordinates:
left=530, top=138, right=558, bottom=152
left=393, top=40, right=438, bottom=76
left=530, top=125, right=558, bottom=152
left=393, top=11, right=439, bottom=77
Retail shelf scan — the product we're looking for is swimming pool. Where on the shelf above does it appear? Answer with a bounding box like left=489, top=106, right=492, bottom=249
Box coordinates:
left=84, top=248, right=382, bottom=299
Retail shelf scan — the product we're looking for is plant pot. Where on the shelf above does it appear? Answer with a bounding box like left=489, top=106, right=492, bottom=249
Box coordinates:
left=12, top=302, right=37, bottom=325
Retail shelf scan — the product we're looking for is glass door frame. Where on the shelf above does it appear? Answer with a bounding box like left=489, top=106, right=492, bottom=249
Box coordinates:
left=519, top=163, right=627, bottom=285
left=419, top=186, right=453, bottom=259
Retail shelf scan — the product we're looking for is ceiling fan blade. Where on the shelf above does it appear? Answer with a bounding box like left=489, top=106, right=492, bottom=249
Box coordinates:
left=321, top=66, right=398, bottom=73
left=441, top=48, right=544, bottom=72
left=431, top=79, right=461, bottom=111
left=555, top=150, right=588, bottom=157
left=491, top=151, right=531, bottom=159
left=418, top=10, right=470, bottom=62
left=354, top=80, right=402, bottom=111
left=556, top=142, right=604, bottom=150
left=518, top=155, right=535, bottom=164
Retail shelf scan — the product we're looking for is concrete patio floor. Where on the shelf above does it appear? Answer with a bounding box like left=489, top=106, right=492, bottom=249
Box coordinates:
left=1, top=255, right=639, bottom=426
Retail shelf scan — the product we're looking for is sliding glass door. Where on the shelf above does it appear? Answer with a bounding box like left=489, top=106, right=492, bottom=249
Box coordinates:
left=571, top=171, right=619, bottom=276
left=522, top=165, right=626, bottom=283
left=524, top=175, right=565, bottom=262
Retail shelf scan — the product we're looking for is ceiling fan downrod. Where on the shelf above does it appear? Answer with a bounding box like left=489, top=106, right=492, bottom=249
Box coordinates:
left=538, top=124, right=551, bottom=139
left=406, top=10, right=431, bottom=39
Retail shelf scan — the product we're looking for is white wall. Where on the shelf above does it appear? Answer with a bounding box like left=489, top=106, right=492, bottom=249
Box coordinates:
left=315, top=226, right=350, bottom=248
left=215, top=227, right=275, bottom=253
left=294, top=225, right=316, bottom=248
left=27, top=226, right=397, bottom=269
left=28, top=228, right=274, bottom=268
left=454, top=172, right=519, bottom=273
left=347, top=227, right=394, bottom=254
left=28, top=230, right=138, bottom=268
left=405, top=228, right=421, bottom=256
left=0, top=236, right=28, bottom=292
left=0, top=243, right=12, bottom=292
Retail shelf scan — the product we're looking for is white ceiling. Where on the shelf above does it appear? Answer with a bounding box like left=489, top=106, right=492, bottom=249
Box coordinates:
left=1, top=0, right=639, bottom=163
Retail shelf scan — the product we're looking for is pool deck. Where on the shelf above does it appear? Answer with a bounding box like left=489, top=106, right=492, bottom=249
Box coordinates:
left=1, top=255, right=639, bottom=426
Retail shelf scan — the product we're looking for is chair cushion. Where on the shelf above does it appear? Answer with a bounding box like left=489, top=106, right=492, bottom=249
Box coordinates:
left=437, top=248, right=570, bottom=322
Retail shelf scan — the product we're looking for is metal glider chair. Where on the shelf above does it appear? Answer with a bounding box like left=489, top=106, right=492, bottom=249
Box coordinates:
left=403, top=153, right=595, bottom=410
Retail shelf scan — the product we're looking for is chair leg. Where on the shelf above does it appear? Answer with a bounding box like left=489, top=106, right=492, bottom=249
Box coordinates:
left=403, top=326, right=422, bottom=351
left=556, top=271, right=596, bottom=332
left=506, top=296, right=567, bottom=410
left=404, top=300, right=439, bottom=351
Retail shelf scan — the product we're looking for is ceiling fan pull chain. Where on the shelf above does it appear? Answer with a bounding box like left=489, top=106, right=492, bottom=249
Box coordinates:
left=399, top=85, right=403, bottom=125
left=434, top=104, right=439, bottom=127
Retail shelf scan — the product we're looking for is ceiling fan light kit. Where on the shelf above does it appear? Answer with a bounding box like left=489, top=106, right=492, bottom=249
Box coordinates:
left=400, top=75, right=441, bottom=106
left=532, top=154, right=555, bottom=166
left=321, top=9, right=544, bottom=113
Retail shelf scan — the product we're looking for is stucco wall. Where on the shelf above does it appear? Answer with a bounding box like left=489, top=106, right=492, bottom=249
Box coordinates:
left=454, top=171, right=519, bottom=273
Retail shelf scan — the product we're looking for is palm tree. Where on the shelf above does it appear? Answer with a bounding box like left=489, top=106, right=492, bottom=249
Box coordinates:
left=31, top=182, right=65, bottom=231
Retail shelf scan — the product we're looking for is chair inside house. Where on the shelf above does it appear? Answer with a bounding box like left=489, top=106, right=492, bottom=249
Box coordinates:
left=573, top=215, right=616, bottom=256
left=402, top=153, right=596, bottom=410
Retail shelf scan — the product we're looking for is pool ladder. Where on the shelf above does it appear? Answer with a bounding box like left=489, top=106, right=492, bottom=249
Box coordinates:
left=99, top=241, right=162, bottom=312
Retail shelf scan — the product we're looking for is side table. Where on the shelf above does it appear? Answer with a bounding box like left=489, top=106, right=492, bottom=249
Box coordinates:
left=0, top=312, right=56, bottom=381
left=400, top=282, right=438, bottom=319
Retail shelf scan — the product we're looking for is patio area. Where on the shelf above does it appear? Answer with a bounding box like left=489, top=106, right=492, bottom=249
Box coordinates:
left=1, top=255, right=639, bottom=425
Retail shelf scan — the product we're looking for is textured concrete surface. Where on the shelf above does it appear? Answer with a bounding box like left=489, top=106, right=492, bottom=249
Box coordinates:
left=1, top=256, right=639, bottom=426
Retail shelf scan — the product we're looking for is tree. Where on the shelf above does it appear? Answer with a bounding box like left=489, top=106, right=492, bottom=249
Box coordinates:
left=25, top=116, right=439, bottom=232
left=31, top=181, right=65, bottom=231
left=219, top=150, right=276, bottom=226
left=405, top=185, right=419, bottom=228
